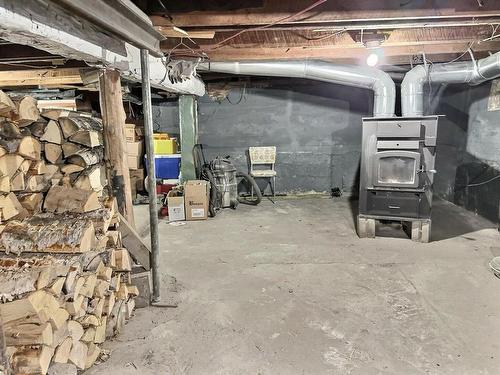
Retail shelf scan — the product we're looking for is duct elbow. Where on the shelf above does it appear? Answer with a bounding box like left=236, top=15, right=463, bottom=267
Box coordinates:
left=401, top=65, right=428, bottom=117
left=372, top=71, right=396, bottom=117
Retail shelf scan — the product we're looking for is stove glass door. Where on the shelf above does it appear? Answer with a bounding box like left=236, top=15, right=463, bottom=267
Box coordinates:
left=373, top=151, right=420, bottom=188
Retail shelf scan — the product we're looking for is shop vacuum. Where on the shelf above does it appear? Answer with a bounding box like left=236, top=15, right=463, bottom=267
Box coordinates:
left=194, top=144, right=261, bottom=217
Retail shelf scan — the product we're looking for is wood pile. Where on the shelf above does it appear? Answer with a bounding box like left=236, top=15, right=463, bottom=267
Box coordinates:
left=0, top=91, right=140, bottom=374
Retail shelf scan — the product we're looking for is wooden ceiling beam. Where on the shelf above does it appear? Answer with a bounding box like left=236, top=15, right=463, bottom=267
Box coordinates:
left=151, top=0, right=500, bottom=28
left=169, top=41, right=500, bottom=65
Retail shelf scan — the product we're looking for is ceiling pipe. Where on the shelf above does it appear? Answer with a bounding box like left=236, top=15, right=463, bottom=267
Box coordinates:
left=401, top=51, right=500, bottom=117
left=198, top=60, right=396, bottom=117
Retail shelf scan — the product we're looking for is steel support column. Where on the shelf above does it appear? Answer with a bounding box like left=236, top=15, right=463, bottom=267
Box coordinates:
left=179, top=94, right=198, bottom=181
left=140, top=49, right=160, bottom=302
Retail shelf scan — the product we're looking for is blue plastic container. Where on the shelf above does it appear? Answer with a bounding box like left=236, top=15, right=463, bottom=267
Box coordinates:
left=145, top=154, right=181, bottom=179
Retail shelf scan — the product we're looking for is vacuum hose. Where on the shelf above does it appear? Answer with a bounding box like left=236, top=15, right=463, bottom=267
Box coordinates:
left=236, top=171, right=262, bottom=205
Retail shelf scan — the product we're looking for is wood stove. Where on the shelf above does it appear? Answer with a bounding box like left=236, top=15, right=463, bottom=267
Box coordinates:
left=357, top=116, right=439, bottom=242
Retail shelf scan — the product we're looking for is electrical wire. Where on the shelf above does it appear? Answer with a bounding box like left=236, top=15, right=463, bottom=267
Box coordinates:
left=466, top=174, right=500, bottom=187
left=226, top=84, right=246, bottom=105
left=208, top=0, right=327, bottom=50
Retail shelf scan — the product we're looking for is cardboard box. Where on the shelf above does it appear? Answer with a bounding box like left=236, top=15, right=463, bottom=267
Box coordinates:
left=127, top=155, right=141, bottom=170
left=184, top=180, right=210, bottom=221
left=127, top=141, right=143, bottom=156
left=124, top=123, right=144, bottom=142
left=124, top=124, right=136, bottom=142
left=167, top=190, right=185, bottom=222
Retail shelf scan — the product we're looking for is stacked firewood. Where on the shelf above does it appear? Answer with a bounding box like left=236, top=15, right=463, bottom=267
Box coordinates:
left=0, top=91, right=140, bottom=374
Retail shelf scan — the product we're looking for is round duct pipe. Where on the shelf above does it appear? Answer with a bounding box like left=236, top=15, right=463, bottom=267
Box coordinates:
left=401, top=51, right=500, bottom=117
left=198, top=60, right=396, bottom=118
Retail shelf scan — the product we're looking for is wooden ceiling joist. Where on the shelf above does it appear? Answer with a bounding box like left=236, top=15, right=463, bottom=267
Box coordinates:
left=150, top=0, right=500, bottom=28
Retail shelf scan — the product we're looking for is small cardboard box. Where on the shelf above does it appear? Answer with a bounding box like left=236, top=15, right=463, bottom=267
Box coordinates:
left=124, top=124, right=136, bottom=142
left=184, top=180, right=209, bottom=221
left=127, top=141, right=143, bottom=156
left=167, top=190, right=185, bottom=222
left=127, top=155, right=141, bottom=170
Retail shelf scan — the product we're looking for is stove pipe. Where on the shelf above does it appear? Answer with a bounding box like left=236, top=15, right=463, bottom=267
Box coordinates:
left=401, top=51, right=500, bottom=117
left=199, top=60, right=396, bottom=118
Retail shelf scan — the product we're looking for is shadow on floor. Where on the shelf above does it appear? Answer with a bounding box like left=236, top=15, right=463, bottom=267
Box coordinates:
left=348, top=198, right=497, bottom=242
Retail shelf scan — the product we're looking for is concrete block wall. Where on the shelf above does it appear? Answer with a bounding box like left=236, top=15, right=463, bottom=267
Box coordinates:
left=153, top=79, right=372, bottom=195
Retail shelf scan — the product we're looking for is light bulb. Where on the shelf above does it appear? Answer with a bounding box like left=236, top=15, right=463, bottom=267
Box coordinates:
left=366, top=53, right=379, bottom=67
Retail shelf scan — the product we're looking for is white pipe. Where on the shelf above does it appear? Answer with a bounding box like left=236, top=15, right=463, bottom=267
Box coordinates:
left=199, top=60, right=396, bottom=117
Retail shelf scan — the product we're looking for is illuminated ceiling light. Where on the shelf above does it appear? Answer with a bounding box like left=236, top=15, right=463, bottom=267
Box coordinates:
left=366, top=53, right=379, bottom=67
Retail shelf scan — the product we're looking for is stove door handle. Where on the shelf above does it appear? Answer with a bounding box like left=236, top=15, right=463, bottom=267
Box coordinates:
left=388, top=205, right=400, bottom=209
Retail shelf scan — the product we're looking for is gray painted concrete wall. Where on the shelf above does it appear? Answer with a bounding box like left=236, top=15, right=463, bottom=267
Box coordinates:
left=154, top=79, right=372, bottom=194
left=433, top=81, right=500, bottom=223
left=153, top=78, right=499, bottom=223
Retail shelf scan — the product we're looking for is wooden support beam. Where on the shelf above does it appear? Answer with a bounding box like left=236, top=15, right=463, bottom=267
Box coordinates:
left=0, top=68, right=88, bottom=88
left=172, top=40, right=500, bottom=64
left=151, top=1, right=500, bottom=28
left=98, top=69, right=135, bottom=227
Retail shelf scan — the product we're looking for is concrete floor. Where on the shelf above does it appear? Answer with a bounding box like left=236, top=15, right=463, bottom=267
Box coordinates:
left=87, top=197, right=500, bottom=375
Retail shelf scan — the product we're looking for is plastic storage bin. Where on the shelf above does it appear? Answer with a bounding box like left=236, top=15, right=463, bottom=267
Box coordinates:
left=145, top=154, right=181, bottom=179
left=153, top=133, right=178, bottom=154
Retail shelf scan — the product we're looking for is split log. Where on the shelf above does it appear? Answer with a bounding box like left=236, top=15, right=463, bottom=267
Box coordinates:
left=9, top=345, right=54, bottom=375
left=0, top=91, right=15, bottom=116
left=67, top=321, right=83, bottom=341
left=18, top=136, right=41, bottom=160
left=13, top=96, right=40, bottom=127
left=84, top=343, right=100, bottom=369
left=40, top=120, right=63, bottom=145
left=59, top=117, right=102, bottom=140
left=73, top=165, right=105, bottom=193
left=4, top=322, right=53, bottom=346
left=44, top=186, right=101, bottom=214
left=0, top=290, right=58, bottom=326
left=68, top=340, right=87, bottom=370
left=66, top=148, right=103, bottom=168
left=0, top=175, right=10, bottom=193
left=18, top=193, right=44, bottom=214
left=41, top=109, right=89, bottom=121
left=0, top=193, right=27, bottom=221
left=25, top=174, right=51, bottom=193
left=61, top=143, right=85, bottom=159
left=27, top=120, right=48, bottom=138
left=0, top=146, right=6, bottom=158
left=0, top=121, right=22, bottom=140
left=0, top=213, right=95, bottom=254
left=53, top=337, right=72, bottom=364
left=0, top=154, right=23, bottom=178
left=19, top=159, right=31, bottom=173
left=60, top=164, right=83, bottom=175
left=10, top=172, right=25, bottom=192
left=44, top=143, right=63, bottom=164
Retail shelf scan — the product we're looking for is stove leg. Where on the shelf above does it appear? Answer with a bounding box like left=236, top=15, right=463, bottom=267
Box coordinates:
left=411, top=220, right=431, bottom=243
left=358, top=216, right=375, bottom=238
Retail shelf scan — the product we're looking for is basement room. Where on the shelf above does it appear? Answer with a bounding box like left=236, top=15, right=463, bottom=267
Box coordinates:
left=0, top=1, right=500, bottom=374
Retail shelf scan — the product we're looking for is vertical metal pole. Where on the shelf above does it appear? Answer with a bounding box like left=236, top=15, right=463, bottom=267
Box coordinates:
left=140, top=49, right=160, bottom=302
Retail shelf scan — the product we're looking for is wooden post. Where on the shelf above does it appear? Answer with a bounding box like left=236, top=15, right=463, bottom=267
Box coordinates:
left=99, top=69, right=135, bottom=227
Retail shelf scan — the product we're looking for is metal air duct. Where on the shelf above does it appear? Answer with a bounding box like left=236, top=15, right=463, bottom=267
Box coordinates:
left=401, top=52, right=500, bottom=117
left=199, top=60, right=396, bottom=117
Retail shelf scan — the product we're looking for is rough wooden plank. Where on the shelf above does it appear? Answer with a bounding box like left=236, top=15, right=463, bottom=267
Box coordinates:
left=99, top=70, right=135, bottom=227
left=117, top=213, right=150, bottom=270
